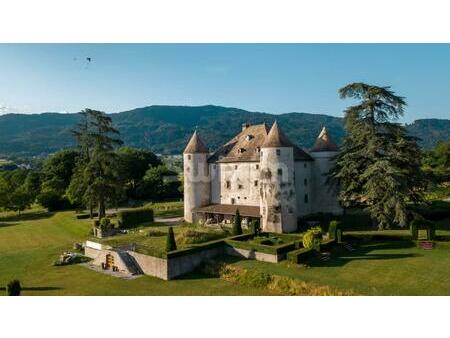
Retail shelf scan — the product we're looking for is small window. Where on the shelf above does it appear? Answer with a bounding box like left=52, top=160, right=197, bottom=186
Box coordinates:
left=288, top=207, right=293, bottom=214
left=304, top=178, right=308, bottom=186
left=256, top=164, right=259, bottom=169
left=254, top=180, right=258, bottom=187
left=186, top=167, right=190, bottom=172
left=277, top=168, right=283, bottom=176
left=231, top=198, right=236, bottom=204
left=226, top=181, right=231, bottom=189
left=276, top=149, right=281, bottom=156
left=244, top=197, right=247, bottom=199
left=304, top=163, right=307, bottom=168
left=235, top=165, right=238, bottom=170
left=304, top=194, right=309, bottom=204
left=256, top=147, right=261, bottom=152
left=238, top=196, right=240, bottom=199
left=213, top=164, right=217, bottom=169
left=238, top=184, right=243, bottom=189
left=188, top=155, right=191, bottom=160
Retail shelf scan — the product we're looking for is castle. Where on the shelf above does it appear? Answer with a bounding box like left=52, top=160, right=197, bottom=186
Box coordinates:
left=183, top=121, right=342, bottom=233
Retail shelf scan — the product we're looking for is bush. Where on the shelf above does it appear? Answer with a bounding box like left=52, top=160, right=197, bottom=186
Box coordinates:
left=99, top=217, right=113, bottom=231
left=302, top=227, right=322, bottom=251
left=328, top=220, right=340, bottom=240
left=166, top=227, right=177, bottom=252
left=176, top=228, right=226, bottom=245
left=249, top=219, right=261, bottom=236
left=410, top=222, right=419, bottom=240
left=117, top=207, right=154, bottom=229
left=37, top=190, right=71, bottom=211
left=336, top=229, right=342, bottom=243
left=7, top=280, right=21, bottom=296
left=232, top=209, right=242, bottom=235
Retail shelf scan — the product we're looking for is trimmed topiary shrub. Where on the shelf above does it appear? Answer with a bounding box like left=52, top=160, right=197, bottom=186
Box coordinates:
left=426, top=221, right=436, bottom=241
left=249, top=219, right=261, bottom=236
left=232, top=209, right=242, bottom=235
left=336, top=229, right=342, bottom=243
left=117, top=208, right=154, bottom=229
left=303, top=226, right=322, bottom=251
left=410, top=221, right=419, bottom=240
left=7, top=280, right=21, bottom=296
left=166, top=227, right=177, bottom=252
left=328, top=220, right=340, bottom=240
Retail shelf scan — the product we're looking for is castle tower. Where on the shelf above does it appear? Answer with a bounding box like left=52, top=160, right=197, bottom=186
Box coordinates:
left=310, top=127, right=342, bottom=214
left=260, top=121, right=298, bottom=233
left=183, top=131, right=211, bottom=223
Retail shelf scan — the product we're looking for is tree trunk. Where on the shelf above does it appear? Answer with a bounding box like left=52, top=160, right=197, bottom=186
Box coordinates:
left=89, top=202, right=93, bottom=219
left=98, top=196, right=106, bottom=219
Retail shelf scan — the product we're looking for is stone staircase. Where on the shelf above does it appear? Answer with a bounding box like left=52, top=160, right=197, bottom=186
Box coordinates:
left=116, top=250, right=143, bottom=275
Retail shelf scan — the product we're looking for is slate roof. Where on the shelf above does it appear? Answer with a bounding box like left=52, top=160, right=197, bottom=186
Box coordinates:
left=192, top=204, right=261, bottom=218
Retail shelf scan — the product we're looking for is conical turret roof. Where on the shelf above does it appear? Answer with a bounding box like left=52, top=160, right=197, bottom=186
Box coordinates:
left=311, top=127, right=338, bottom=152
left=261, top=121, right=294, bottom=148
left=183, top=130, right=209, bottom=154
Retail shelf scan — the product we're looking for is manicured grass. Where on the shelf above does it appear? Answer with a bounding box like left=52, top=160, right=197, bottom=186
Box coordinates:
left=0, top=209, right=270, bottom=295
left=229, top=220, right=450, bottom=295
left=96, top=223, right=230, bottom=257
left=145, top=200, right=184, bottom=218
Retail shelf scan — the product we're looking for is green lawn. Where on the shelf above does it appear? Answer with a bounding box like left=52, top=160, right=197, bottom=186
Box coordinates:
left=0, top=208, right=269, bottom=296
left=96, top=222, right=230, bottom=257
left=229, top=219, right=450, bottom=295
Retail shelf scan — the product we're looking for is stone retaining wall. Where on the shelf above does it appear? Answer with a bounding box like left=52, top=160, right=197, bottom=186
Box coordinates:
left=224, top=246, right=281, bottom=263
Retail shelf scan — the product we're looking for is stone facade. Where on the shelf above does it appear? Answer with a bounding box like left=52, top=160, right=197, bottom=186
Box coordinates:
left=184, top=123, right=343, bottom=233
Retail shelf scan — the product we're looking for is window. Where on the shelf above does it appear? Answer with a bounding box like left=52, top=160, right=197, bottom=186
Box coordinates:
left=235, top=165, right=238, bottom=170
left=276, top=149, right=281, bottom=156
left=213, top=164, right=217, bottom=169
left=304, top=178, right=308, bottom=186
left=256, top=164, right=259, bottom=169
left=231, top=198, right=236, bottom=205
left=304, top=163, right=307, bottom=168
left=277, top=168, right=283, bottom=176
left=188, top=155, right=191, bottom=160
left=226, top=181, right=231, bottom=189
left=186, top=167, right=190, bottom=172
left=238, top=196, right=240, bottom=199
left=238, top=184, right=243, bottom=189
left=304, top=194, right=309, bottom=204
left=254, top=180, right=258, bottom=187
left=288, top=207, right=293, bottom=214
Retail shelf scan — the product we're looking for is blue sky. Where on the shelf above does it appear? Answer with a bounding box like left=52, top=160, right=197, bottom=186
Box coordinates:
left=0, top=44, right=449, bottom=122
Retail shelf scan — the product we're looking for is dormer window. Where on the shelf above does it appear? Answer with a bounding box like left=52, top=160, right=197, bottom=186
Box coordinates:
left=256, top=147, right=261, bottom=152
left=238, top=148, right=246, bottom=153
left=246, top=135, right=254, bottom=141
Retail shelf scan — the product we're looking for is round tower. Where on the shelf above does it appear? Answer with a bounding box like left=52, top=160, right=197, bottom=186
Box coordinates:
left=183, top=131, right=211, bottom=223
left=310, top=127, right=342, bottom=214
left=260, top=122, right=297, bottom=233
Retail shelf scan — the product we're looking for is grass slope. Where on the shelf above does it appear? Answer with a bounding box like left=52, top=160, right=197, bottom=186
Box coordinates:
left=0, top=209, right=269, bottom=296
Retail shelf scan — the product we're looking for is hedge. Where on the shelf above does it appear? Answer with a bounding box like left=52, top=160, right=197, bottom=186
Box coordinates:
left=287, top=248, right=314, bottom=264
left=117, top=208, right=154, bottom=229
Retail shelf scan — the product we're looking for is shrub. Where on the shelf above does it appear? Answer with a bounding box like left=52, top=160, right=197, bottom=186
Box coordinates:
left=410, top=221, right=419, bottom=240
left=99, top=217, right=113, bottom=231
left=37, top=191, right=71, bottom=211
left=117, top=207, right=154, bottom=229
left=166, top=227, right=177, bottom=252
left=232, top=209, right=242, bottom=235
left=302, top=226, right=322, bottom=251
left=249, top=219, right=261, bottom=236
left=7, top=280, right=21, bottom=296
left=336, top=229, right=342, bottom=243
left=176, top=228, right=226, bottom=245
left=328, top=220, right=340, bottom=240
left=147, top=229, right=166, bottom=237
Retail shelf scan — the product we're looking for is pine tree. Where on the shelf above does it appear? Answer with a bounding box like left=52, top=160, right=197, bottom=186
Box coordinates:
left=233, top=209, right=243, bottom=235
left=166, top=227, right=177, bottom=252
left=68, top=109, right=123, bottom=219
left=329, top=83, right=425, bottom=229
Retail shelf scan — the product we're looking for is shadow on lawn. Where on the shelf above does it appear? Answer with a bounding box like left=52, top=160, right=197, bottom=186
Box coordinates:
left=0, top=211, right=54, bottom=223
left=310, top=239, right=422, bottom=267
left=0, top=286, right=63, bottom=292
left=0, top=222, right=19, bottom=228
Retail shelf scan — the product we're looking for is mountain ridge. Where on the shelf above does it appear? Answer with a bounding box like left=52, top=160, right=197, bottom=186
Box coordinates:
left=0, top=105, right=448, bottom=157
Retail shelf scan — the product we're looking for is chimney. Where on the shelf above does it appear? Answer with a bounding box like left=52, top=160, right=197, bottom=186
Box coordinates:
left=242, top=122, right=250, bottom=131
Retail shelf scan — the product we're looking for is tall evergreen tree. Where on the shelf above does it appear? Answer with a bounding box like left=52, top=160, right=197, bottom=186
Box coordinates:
left=68, top=109, right=123, bottom=219
left=166, top=226, right=177, bottom=252
left=329, top=83, right=425, bottom=229
left=232, top=209, right=243, bottom=235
